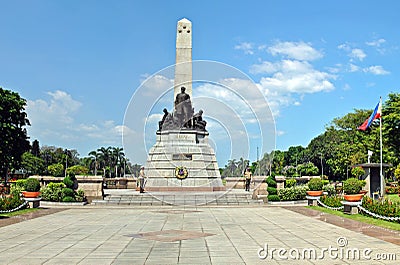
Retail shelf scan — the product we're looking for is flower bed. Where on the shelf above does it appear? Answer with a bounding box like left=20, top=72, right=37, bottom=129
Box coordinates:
left=362, top=196, right=400, bottom=220
left=319, top=195, right=343, bottom=208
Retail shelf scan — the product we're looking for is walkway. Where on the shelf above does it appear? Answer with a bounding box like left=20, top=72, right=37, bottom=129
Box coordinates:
left=0, top=205, right=398, bottom=264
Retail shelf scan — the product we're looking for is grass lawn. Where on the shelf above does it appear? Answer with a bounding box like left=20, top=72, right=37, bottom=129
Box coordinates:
left=387, top=194, right=400, bottom=203
left=307, top=206, right=400, bottom=232
left=0, top=208, right=40, bottom=218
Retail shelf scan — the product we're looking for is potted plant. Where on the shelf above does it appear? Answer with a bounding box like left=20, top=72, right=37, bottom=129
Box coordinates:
left=351, top=167, right=368, bottom=195
left=343, top=177, right=366, bottom=202
left=306, top=178, right=323, bottom=196
left=22, top=178, right=41, bottom=198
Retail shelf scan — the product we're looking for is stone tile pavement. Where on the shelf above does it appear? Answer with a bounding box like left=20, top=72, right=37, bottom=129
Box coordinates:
left=0, top=206, right=398, bottom=264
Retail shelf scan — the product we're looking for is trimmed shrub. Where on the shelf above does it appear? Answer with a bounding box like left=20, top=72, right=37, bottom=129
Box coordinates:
left=267, top=187, right=277, bottom=195
left=62, top=196, right=76, bottom=202
left=278, top=185, right=308, bottom=201
left=285, top=178, right=296, bottom=188
left=266, top=176, right=277, bottom=187
left=308, top=178, right=323, bottom=191
left=24, top=178, right=41, bottom=192
left=343, top=178, right=366, bottom=194
left=62, top=188, right=75, bottom=198
left=267, top=195, right=280, bottom=201
left=40, top=182, right=66, bottom=202
left=63, top=176, right=74, bottom=189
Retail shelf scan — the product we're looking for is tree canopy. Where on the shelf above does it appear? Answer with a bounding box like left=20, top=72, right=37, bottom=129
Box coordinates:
left=0, top=88, right=31, bottom=180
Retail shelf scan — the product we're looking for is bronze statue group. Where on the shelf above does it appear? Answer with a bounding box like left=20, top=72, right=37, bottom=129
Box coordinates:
left=158, top=86, right=207, bottom=131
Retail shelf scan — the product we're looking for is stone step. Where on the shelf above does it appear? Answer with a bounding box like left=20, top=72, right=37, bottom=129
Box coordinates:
left=92, top=191, right=263, bottom=206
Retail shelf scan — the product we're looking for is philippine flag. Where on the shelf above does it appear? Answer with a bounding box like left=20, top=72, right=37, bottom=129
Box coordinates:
left=358, top=101, right=382, bottom=131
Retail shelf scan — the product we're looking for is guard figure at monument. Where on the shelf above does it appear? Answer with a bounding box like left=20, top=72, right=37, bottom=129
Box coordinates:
left=244, top=167, right=252, bottom=192
left=158, top=108, right=169, bottom=131
left=174, top=86, right=193, bottom=128
left=193, top=109, right=207, bottom=131
left=138, top=166, right=146, bottom=193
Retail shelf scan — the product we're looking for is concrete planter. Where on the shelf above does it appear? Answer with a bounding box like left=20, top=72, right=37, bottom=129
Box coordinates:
left=306, top=190, right=323, bottom=196
left=22, top=191, right=41, bottom=198
left=344, top=194, right=363, bottom=202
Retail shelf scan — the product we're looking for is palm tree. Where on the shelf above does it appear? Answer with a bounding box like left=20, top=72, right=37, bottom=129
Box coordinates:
left=88, top=150, right=99, bottom=176
left=80, top=156, right=93, bottom=174
left=97, top=146, right=111, bottom=177
left=111, top=147, right=125, bottom=177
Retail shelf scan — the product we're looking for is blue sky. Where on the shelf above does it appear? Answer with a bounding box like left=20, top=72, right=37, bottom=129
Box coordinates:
left=1, top=1, right=398, bottom=166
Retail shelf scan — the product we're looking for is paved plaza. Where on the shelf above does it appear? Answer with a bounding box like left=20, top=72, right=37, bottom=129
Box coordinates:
left=0, top=205, right=398, bottom=264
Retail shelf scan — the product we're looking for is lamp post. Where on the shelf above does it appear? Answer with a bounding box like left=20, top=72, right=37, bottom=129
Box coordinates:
left=320, top=154, right=323, bottom=179
left=64, top=149, right=68, bottom=178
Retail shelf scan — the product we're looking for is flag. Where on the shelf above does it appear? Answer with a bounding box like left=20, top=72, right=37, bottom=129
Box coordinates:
left=358, top=100, right=382, bottom=131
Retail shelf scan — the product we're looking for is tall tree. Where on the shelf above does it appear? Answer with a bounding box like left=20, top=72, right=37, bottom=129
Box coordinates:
left=383, top=93, right=400, bottom=166
left=21, top=151, right=45, bottom=175
left=31, top=139, right=40, bottom=157
left=0, top=88, right=31, bottom=181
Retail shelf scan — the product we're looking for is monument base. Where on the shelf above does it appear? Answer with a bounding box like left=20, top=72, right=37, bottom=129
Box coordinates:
left=145, top=129, right=225, bottom=192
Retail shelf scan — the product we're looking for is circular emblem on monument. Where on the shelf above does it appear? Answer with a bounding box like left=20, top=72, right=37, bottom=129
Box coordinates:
left=175, top=166, right=188, bottom=179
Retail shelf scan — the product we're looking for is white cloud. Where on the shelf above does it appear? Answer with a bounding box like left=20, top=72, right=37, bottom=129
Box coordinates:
left=349, top=48, right=366, bottom=61
left=248, top=41, right=335, bottom=116
left=276, top=130, right=285, bottom=136
left=267, top=41, right=323, bottom=61
left=27, top=90, right=81, bottom=126
left=338, top=43, right=366, bottom=61
left=366, top=38, right=386, bottom=47
left=250, top=61, right=278, bottom=74
left=254, top=60, right=335, bottom=94
left=337, top=43, right=351, bottom=51
left=363, top=65, right=390, bottom=75
left=234, top=42, right=254, bottom=55
left=366, top=38, right=387, bottom=54
left=140, top=74, right=174, bottom=97
left=26, top=90, right=126, bottom=155
left=349, top=63, right=360, bottom=72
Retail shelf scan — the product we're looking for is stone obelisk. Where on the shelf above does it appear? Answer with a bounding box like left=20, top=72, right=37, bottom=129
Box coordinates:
left=144, top=18, right=225, bottom=193
left=174, top=18, right=192, bottom=100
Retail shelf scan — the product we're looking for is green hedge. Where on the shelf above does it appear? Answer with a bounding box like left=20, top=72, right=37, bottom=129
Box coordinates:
left=267, top=195, right=280, bottom=201
left=278, top=185, right=308, bottom=201
left=266, top=176, right=277, bottom=188
left=267, top=187, right=277, bottom=195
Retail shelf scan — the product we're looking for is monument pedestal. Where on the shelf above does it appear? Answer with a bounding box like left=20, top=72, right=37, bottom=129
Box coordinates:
left=145, top=129, right=225, bottom=192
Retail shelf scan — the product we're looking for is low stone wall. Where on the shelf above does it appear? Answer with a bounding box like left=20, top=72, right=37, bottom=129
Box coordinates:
left=75, top=176, right=103, bottom=202
left=104, top=178, right=136, bottom=189
left=224, top=177, right=245, bottom=189
left=30, top=175, right=103, bottom=203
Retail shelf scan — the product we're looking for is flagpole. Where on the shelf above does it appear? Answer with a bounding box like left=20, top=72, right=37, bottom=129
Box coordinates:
left=379, top=96, right=383, bottom=196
